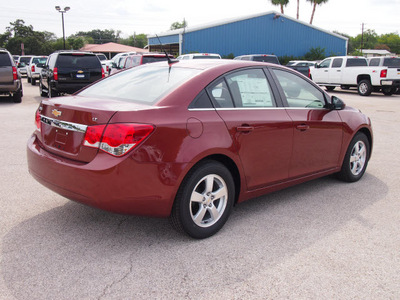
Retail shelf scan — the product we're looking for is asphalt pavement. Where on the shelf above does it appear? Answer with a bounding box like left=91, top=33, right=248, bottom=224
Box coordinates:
left=0, top=80, right=399, bottom=299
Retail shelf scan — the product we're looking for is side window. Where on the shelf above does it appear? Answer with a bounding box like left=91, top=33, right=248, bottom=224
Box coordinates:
left=189, top=90, right=213, bottom=109
left=207, top=79, right=234, bottom=108
left=332, top=58, right=343, bottom=68
left=369, top=58, right=380, bottom=66
left=319, top=59, right=331, bottom=68
left=225, top=69, right=275, bottom=108
left=272, top=69, right=326, bottom=108
left=48, top=54, right=56, bottom=68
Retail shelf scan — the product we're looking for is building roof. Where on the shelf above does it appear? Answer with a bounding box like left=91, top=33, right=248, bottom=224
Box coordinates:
left=361, top=49, right=392, bottom=55
left=148, top=10, right=348, bottom=41
left=79, top=42, right=147, bottom=53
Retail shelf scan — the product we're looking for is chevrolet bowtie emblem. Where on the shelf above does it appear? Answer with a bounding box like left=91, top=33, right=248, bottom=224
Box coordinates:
left=52, top=109, right=62, bottom=117
left=77, top=70, right=84, bottom=74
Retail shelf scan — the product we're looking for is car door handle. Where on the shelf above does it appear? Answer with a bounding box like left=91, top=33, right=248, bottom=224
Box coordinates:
left=236, top=126, right=254, bottom=133
left=296, top=124, right=310, bottom=131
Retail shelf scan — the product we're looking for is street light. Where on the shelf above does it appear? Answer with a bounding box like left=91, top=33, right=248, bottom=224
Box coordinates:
left=55, top=6, right=70, bottom=50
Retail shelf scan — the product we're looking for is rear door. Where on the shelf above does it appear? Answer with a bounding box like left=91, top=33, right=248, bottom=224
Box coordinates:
left=56, top=53, right=103, bottom=84
left=207, top=68, right=293, bottom=190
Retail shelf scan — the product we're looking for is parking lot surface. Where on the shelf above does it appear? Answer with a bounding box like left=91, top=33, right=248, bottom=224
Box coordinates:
left=1, top=81, right=399, bottom=299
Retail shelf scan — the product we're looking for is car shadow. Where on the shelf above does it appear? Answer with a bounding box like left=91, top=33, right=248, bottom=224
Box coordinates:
left=1, top=173, right=387, bottom=299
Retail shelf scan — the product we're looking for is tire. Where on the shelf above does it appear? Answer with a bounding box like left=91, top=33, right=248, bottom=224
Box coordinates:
left=170, top=161, right=235, bottom=239
left=326, top=86, right=335, bottom=91
left=48, top=85, right=58, bottom=98
left=12, top=88, right=22, bottom=103
left=358, top=80, right=372, bottom=96
left=336, top=132, right=370, bottom=182
left=31, top=78, right=36, bottom=86
left=39, top=81, right=48, bottom=97
left=382, top=86, right=395, bottom=96
left=27, top=77, right=31, bottom=83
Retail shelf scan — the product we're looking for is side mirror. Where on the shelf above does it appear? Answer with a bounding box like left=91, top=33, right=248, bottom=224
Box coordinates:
left=314, top=63, right=320, bottom=69
left=328, top=95, right=345, bottom=110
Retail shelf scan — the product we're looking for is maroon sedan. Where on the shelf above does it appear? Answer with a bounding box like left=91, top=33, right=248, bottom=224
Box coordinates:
left=27, top=60, right=373, bottom=239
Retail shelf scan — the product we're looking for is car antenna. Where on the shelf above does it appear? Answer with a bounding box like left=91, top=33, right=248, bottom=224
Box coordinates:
left=155, top=34, right=178, bottom=66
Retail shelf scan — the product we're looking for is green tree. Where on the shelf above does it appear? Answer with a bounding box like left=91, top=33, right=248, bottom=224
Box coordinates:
left=304, top=46, right=326, bottom=60
left=120, top=33, right=147, bottom=48
left=306, top=0, right=329, bottom=24
left=170, top=19, right=187, bottom=30
left=378, top=33, right=400, bottom=54
left=352, top=29, right=378, bottom=52
left=72, top=29, right=121, bottom=44
left=270, top=0, right=289, bottom=14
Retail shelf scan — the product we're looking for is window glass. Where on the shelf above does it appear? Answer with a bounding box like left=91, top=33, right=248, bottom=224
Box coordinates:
left=57, top=54, right=101, bottom=68
left=207, top=80, right=234, bottom=108
left=332, top=58, right=343, bottom=68
left=383, top=57, right=400, bottom=68
left=272, top=69, right=326, bottom=108
left=252, top=56, right=280, bottom=64
left=319, top=59, right=331, bottom=68
left=142, top=56, right=170, bottom=64
left=32, top=57, right=47, bottom=64
left=225, top=69, right=275, bottom=108
left=0, top=53, right=12, bottom=66
left=369, top=58, right=380, bottom=66
left=189, top=90, right=213, bottom=109
left=346, top=58, right=367, bottom=67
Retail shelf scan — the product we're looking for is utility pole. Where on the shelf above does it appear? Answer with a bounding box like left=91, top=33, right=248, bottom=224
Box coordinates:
left=361, top=23, right=364, bottom=55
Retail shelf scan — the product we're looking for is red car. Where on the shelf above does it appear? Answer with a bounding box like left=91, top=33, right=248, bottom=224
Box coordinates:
left=27, top=60, right=373, bottom=239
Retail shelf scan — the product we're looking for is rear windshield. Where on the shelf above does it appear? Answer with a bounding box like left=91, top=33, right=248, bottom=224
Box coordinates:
left=346, top=58, right=368, bottom=67
left=383, top=57, right=400, bottom=68
left=193, top=56, right=220, bottom=59
left=32, top=57, right=47, bottom=64
left=78, top=64, right=201, bottom=104
left=96, top=54, right=107, bottom=61
left=20, top=56, right=32, bottom=64
left=0, top=53, right=12, bottom=66
left=57, top=54, right=101, bottom=68
left=252, top=56, right=280, bottom=64
left=142, top=56, right=170, bottom=64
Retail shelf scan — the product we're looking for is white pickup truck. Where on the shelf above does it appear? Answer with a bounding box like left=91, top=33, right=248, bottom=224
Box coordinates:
left=309, top=56, right=400, bottom=96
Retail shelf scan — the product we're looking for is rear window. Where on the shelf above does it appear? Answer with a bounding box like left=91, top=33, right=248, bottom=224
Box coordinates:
left=193, top=56, right=220, bottom=59
left=78, top=64, right=201, bottom=104
left=383, top=57, right=400, bottom=68
left=57, top=54, right=101, bottom=68
left=96, top=54, right=107, bottom=61
left=252, top=56, right=280, bottom=64
left=0, top=53, right=12, bottom=66
left=20, top=56, right=32, bottom=64
left=346, top=58, right=367, bottom=67
left=32, top=57, right=47, bottom=64
left=141, top=56, right=170, bottom=64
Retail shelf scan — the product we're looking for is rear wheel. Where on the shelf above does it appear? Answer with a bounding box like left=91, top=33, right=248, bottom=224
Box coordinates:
left=358, top=80, right=372, bottom=96
left=170, top=161, right=235, bottom=239
left=27, top=77, right=31, bottom=83
left=12, top=88, right=22, bottom=103
left=326, top=86, right=335, bottom=91
left=336, top=132, right=370, bottom=182
left=31, top=78, right=36, bottom=86
left=382, top=86, right=395, bottom=96
left=39, top=81, right=48, bottom=97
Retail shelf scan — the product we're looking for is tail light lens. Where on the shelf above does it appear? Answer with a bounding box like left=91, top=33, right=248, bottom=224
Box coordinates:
left=53, top=67, right=58, bottom=81
left=12, top=66, right=18, bottom=80
left=31, top=65, right=35, bottom=72
left=106, top=66, right=109, bottom=73
left=35, top=110, right=41, bottom=131
left=83, top=123, right=154, bottom=157
left=101, top=67, right=105, bottom=78
left=380, top=69, right=387, bottom=78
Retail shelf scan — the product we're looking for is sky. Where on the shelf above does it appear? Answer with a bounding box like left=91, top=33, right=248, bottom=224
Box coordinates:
left=0, top=0, right=399, bottom=40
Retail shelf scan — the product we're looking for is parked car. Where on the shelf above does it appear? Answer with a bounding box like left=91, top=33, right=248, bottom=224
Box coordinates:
left=28, top=59, right=373, bottom=239
left=13, top=55, right=19, bottom=63
left=39, top=50, right=104, bottom=98
left=109, top=52, right=138, bottom=74
left=110, top=53, right=174, bottom=75
left=177, top=53, right=221, bottom=60
left=0, top=48, right=23, bottom=103
left=286, top=60, right=316, bottom=77
left=16, top=55, right=33, bottom=76
left=234, top=54, right=280, bottom=64
left=95, top=53, right=111, bottom=77
left=27, top=56, right=48, bottom=85
left=310, top=56, right=400, bottom=96
left=368, top=56, right=400, bottom=95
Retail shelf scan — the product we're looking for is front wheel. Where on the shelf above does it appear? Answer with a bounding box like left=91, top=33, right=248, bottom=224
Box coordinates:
left=358, top=80, right=372, bottom=96
left=170, top=161, right=235, bottom=239
left=336, top=132, right=370, bottom=182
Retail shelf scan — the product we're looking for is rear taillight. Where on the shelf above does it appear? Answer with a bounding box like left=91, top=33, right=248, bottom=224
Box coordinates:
left=106, top=66, right=109, bottom=73
left=101, top=67, right=105, bottom=78
left=83, top=123, right=154, bottom=157
left=380, top=69, right=387, bottom=78
left=12, top=66, right=18, bottom=80
left=53, top=67, right=58, bottom=81
left=35, top=110, right=41, bottom=131
left=31, top=65, right=35, bottom=72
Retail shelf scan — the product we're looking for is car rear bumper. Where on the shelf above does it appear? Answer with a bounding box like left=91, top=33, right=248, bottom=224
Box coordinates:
left=0, top=81, right=21, bottom=93
left=27, top=134, right=185, bottom=217
left=50, top=81, right=95, bottom=94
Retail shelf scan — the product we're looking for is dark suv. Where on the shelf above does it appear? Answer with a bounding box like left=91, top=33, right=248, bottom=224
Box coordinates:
left=39, top=51, right=104, bottom=97
left=0, top=48, right=23, bottom=103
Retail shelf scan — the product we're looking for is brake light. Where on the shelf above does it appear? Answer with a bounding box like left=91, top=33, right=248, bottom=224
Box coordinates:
left=35, top=110, right=41, bottom=131
left=101, top=67, right=105, bottom=78
left=53, top=67, right=58, bottom=81
left=31, top=65, right=35, bottom=72
left=380, top=69, right=387, bottom=78
left=83, top=123, right=154, bottom=157
left=12, top=66, right=18, bottom=80
left=106, top=65, right=109, bottom=73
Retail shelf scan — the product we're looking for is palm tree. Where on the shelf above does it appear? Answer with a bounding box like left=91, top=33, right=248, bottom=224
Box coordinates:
left=270, top=0, right=289, bottom=14
left=307, top=0, right=329, bottom=24
left=296, top=0, right=300, bottom=19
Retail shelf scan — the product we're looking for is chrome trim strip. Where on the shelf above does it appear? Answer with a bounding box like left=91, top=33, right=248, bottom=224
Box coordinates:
left=40, top=115, right=87, bottom=133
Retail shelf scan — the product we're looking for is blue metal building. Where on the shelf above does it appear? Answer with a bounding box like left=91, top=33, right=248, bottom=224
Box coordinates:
left=148, top=11, right=348, bottom=57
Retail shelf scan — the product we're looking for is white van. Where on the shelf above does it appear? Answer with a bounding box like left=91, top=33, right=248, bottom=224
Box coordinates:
left=177, top=53, right=221, bottom=60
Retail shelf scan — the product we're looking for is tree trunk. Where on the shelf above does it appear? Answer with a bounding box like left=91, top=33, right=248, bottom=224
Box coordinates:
left=310, top=2, right=317, bottom=24
left=297, top=0, right=299, bottom=19
left=280, top=4, right=284, bottom=14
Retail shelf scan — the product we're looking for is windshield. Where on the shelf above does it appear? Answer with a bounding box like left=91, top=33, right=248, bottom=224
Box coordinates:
left=78, top=64, right=201, bottom=105
left=97, top=54, right=107, bottom=61
left=383, top=57, right=400, bottom=68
